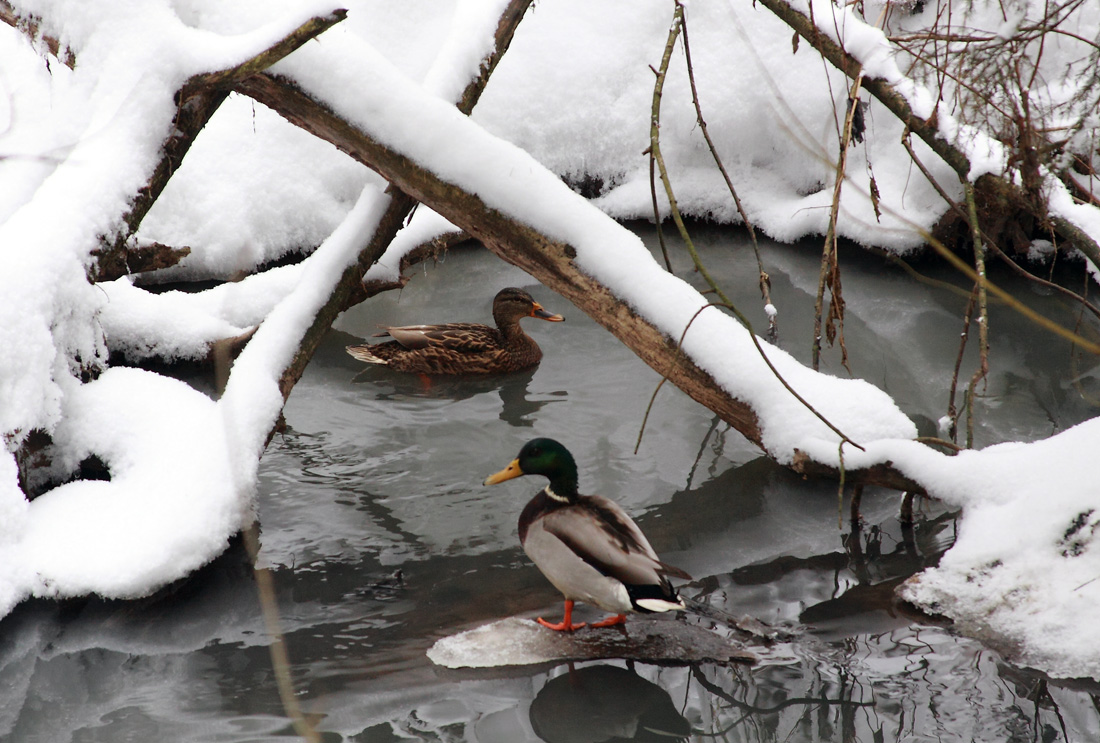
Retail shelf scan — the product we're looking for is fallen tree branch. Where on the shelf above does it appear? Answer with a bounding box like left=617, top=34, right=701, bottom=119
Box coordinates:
left=91, top=240, right=191, bottom=281
left=235, top=72, right=923, bottom=492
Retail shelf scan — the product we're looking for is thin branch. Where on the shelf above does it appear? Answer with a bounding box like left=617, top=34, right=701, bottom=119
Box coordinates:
left=963, top=180, right=991, bottom=448
left=647, top=6, right=734, bottom=311
left=813, top=70, right=863, bottom=372
left=678, top=2, right=776, bottom=341
left=635, top=302, right=866, bottom=456
left=646, top=12, right=680, bottom=273
left=947, top=286, right=977, bottom=444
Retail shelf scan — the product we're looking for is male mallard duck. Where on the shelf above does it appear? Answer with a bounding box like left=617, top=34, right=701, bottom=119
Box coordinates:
left=346, top=287, right=563, bottom=375
left=484, top=437, right=691, bottom=631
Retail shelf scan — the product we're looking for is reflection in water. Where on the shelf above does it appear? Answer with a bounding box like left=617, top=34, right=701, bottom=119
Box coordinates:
left=690, top=663, right=876, bottom=742
left=800, top=510, right=958, bottom=625
left=530, top=664, right=690, bottom=743
left=352, top=365, right=566, bottom=427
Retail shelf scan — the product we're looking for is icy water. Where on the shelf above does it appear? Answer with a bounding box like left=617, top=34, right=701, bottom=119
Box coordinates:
left=3, top=224, right=1100, bottom=742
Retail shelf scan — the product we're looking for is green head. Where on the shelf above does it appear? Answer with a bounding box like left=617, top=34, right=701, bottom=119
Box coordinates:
left=483, top=437, right=579, bottom=496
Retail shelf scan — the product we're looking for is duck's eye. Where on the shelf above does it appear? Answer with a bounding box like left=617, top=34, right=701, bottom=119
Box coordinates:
left=529, top=447, right=541, bottom=457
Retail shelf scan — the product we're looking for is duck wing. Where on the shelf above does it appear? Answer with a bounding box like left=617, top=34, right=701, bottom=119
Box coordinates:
left=377, top=323, right=499, bottom=353
left=539, top=496, right=691, bottom=586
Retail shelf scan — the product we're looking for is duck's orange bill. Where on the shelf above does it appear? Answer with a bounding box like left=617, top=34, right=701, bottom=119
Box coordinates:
left=531, top=303, right=564, bottom=322
left=484, top=459, right=524, bottom=485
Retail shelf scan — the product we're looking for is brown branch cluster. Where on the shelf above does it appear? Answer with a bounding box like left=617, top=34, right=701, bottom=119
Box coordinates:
left=755, top=0, right=1100, bottom=269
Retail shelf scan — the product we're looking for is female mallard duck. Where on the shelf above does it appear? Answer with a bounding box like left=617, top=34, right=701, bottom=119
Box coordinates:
left=484, top=437, right=691, bottom=631
left=346, top=287, right=564, bottom=375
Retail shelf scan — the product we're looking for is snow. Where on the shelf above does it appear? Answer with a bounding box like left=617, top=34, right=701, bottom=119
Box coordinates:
left=1, top=0, right=1100, bottom=680
left=18, top=368, right=240, bottom=600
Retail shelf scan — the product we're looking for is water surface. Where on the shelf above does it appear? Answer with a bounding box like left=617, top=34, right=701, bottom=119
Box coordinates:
left=2, top=225, right=1098, bottom=742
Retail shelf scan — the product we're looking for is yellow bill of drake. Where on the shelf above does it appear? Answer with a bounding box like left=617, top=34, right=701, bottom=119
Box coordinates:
left=484, top=459, right=524, bottom=485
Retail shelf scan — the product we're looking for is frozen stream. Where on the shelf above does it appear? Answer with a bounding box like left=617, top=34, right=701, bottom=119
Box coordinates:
left=2, top=224, right=1099, bottom=742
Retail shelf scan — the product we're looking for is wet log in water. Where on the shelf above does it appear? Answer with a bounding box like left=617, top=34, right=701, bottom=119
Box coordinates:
left=427, top=616, right=756, bottom=668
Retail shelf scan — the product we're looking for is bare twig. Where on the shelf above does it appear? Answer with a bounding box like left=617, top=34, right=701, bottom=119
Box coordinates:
left=963, top=181, right=991, bottom=448
left=634, top=302, right=866, bottom=456
left=646, top=12, right=681, bottom=273
left=947, top=286, right=978, bottom=444
left=678, top=2, right=776, bottom=341
left=813, top=71, right=863, bottom=372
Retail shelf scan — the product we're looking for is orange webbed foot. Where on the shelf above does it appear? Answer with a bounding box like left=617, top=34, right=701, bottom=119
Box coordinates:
left=588, top=613, right=627, bottom=628
left=536, top=599, right=587, bottom=632
left=537, top=616, right=587, bottom=632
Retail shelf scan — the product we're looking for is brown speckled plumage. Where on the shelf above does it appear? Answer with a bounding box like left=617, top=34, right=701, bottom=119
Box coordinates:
left=346, top=287, right=563, bottom=375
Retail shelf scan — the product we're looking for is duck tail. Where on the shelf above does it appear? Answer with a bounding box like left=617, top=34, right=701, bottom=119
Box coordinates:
left=634, top=596, right=687, bottom=613
left=346, top=344, right=388, bottom=365
left=627, top=583, right=687, bottom=614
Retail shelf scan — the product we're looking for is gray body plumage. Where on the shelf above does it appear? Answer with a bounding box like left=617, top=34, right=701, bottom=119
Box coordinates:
left=520, top=489, right=689, bottom=615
